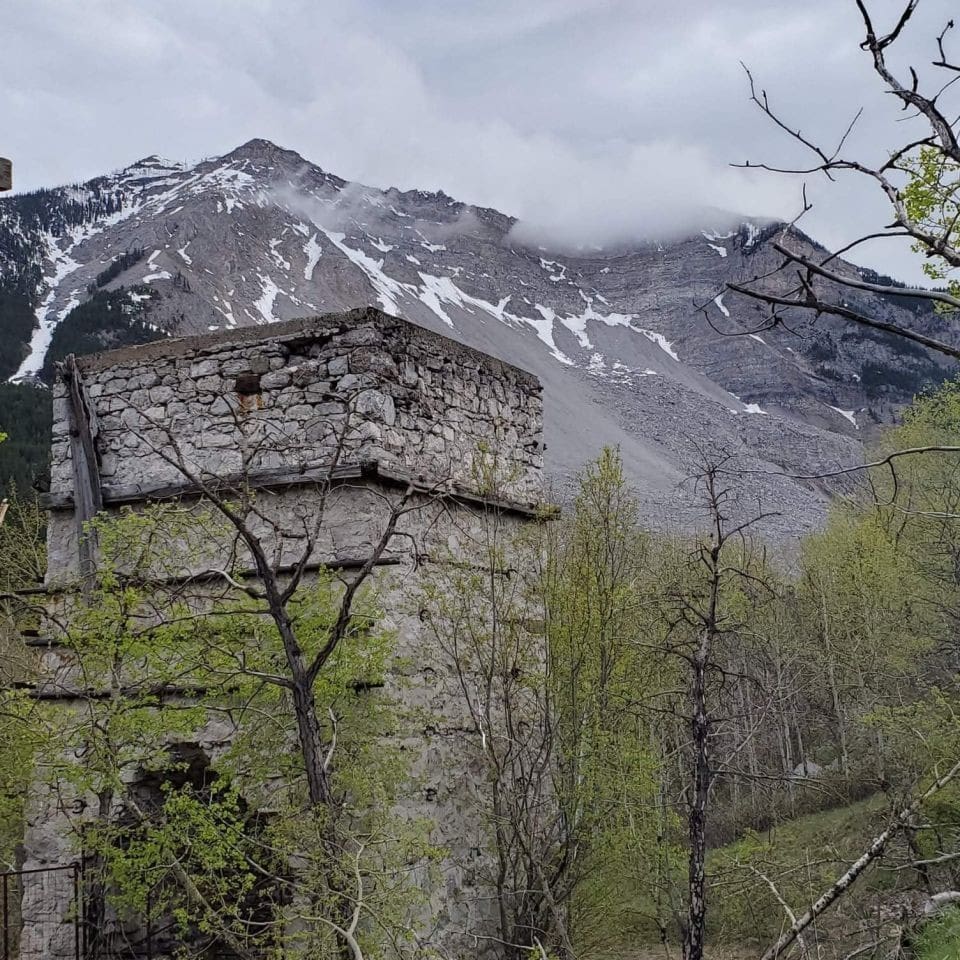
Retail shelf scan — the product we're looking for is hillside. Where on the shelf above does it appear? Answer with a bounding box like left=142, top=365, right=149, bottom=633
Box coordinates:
left=1, top=139, right=953, bottom=531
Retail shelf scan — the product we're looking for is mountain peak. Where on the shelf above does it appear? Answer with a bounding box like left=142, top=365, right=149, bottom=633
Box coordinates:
left=122, top=155, right=185, bottom=176
left=221, top=138, right=307, bottom=166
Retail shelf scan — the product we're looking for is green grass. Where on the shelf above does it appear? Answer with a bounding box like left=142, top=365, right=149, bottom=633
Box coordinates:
left=576, top=784, right=960, bottom=959
left=708, top=795, right=897, bottom=946
left=914, top=907, right=960, bottom=960
left=581, top=795, right=923, bottom=959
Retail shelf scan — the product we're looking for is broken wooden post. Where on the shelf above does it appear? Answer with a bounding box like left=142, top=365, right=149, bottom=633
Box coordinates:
left=60, top=354, right=103, bottom=592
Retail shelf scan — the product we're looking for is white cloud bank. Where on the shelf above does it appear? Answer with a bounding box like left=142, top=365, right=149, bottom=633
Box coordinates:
left=3, top=0, right=957, bottom=281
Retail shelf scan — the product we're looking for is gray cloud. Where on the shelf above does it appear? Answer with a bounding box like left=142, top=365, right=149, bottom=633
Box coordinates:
left=3, top=0, right=957, bottom=282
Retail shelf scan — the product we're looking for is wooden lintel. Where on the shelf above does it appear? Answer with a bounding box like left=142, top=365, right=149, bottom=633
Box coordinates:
left=41, top=458, right=547, bottom=518
left=13, top=681, right=222, bottom=702
left=9, top=554, right=406, bottom=602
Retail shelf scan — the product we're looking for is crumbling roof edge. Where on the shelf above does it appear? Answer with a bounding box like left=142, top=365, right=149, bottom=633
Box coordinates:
left=73, top=306, right=541, bottom=389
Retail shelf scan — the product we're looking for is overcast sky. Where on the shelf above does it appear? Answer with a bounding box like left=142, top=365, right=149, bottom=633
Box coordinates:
left=4, top=0, right=958, bottom=282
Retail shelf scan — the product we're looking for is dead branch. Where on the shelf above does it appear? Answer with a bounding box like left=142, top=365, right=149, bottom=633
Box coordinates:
left=759, top=755, right=960, bottom=960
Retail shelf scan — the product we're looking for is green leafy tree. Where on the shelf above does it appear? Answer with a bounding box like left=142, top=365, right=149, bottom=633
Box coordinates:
left=17, top=502, right=430, bottom=960
left=904, top=146, right=960, bottom=303
left=540, top=450, right=669, bottom=955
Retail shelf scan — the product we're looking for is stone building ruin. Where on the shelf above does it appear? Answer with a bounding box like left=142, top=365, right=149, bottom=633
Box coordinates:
left=22, top=306, right=545, bottom=958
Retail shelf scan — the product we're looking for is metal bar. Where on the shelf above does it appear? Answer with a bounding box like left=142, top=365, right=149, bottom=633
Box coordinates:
left=80, top=856, right=88, bottom=960
left=72, top=864, right=81, bottom=960
left=3, top=871, right=9, bottom=960
left=0, top=865, right=79, bottom=878
left=146, top=886, right=153, bottom=960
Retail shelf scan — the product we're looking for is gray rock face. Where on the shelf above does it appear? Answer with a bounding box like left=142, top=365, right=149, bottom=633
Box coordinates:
left=2, top=138, right=952, bottom=537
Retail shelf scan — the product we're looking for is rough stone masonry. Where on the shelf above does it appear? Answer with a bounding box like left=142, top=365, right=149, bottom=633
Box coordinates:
left=23, top=306, right=546, bottom=958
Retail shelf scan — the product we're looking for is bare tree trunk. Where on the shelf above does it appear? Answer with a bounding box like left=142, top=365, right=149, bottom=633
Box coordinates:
left=675, top=462, right=775, bottom=959
left=683, top=632, right=711, bottom=960
left=821, top=595, right=849, bottom=780
left=291, top=676, right=333, bottom=809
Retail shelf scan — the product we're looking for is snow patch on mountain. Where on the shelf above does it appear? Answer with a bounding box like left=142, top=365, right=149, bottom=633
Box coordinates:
left=269, top=238, right=291, bottom=271
left=828, top=405, right=858, bottom=428
left=13, top=236, right=83, bottom=380
left=555, top=301, right=635, bottom=351
left=319, top=229, right=405, bottom=315
left=530, top=305, right=573, bottom=365
left=303, top=235, right=323, bottom=280
left=539, top=257, right=568, bottom=282
left=742, top=221, right=763, bottom=250
left=636, top=329, right=680, bottom=362
left=416, top=273, right=513, bottom=329
left=254, top=274, right=282, bottom=323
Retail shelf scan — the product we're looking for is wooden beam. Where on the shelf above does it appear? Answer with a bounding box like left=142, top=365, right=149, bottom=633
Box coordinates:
left=11, top=680, right=222, bottom=702
left=42, top=458, right=548, bottom=518
left=41, top=460, right=369, bottom=509
left=60, top=355, right=103, bottom=592
left=0, top=157, right=10, bottom=192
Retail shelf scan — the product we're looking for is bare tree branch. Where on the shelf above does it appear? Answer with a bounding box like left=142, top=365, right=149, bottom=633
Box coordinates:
left=759, top=755, right=960, bottom=960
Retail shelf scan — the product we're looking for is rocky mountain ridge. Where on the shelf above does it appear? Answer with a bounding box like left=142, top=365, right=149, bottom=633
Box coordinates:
left=0, top=138, right=952, bottom=536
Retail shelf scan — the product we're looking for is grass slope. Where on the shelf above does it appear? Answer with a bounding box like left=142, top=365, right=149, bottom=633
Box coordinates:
left=594, top=795, right=932, bottom=960
left=915, top=908, right=960, bottom=960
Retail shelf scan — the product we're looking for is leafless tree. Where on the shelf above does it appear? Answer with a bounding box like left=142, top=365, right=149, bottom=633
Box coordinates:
left=419, top=485, right=577, bottom=960
left=657, top=461, right=779, bottom=960
left=725, top=1, right=960, bottom=360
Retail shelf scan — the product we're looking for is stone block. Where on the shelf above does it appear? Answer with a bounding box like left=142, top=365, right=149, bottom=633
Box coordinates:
left=286, top=404, right=316, bottom=420
left=189, top=359, right=219, bottom=378
left=221, top=357, right=253, bottom=376
left=327, top=355, right=349, bottom=377
left=337, top=374, right=365, bottom=393
left=149, top=385, right=176, bottom=404
left=355, top=389, right=396, bottom=426
left=261, top=370, right=291, bottom=390
left=338, top=327, right=380, bottom=347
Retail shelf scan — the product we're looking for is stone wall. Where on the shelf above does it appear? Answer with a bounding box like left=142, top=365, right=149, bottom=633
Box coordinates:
left=49, top=306, right=541, bottom=513
left=26, top=307, right=546, bottom=959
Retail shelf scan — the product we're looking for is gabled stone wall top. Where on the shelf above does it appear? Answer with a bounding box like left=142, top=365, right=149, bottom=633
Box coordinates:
left=50, top=307, right=544, bottom=505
